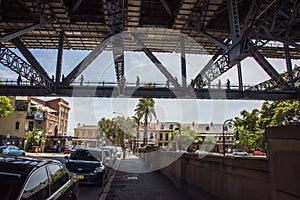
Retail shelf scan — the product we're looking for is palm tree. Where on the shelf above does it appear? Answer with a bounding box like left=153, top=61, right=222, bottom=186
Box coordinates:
left=134, top=98, right=156, bottom=145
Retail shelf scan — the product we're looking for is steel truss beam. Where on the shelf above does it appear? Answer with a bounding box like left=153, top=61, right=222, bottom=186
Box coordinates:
left=106, top=0, right=126, bottom=95
left=193, top=0, right=299, bottom=91
left=0, top=85, right=298, bottom=100
left=247, top=65, right=300, bottom=92
left=251, top=45, right=290, bottom=90
left=12, top=38, right=51, bottom=80
left=63, top=38, right=111, bottom=85
left=130, top=33, right=181, bottom=88
left=0, top=45, right=55, bottom=91
left=56, top=32, right=64, bottom=85
left=0, top=19, right=52, bottom=43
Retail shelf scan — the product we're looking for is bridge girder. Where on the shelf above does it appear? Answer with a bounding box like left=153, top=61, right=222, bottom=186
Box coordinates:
left=192, top=0, right=300, bottom=94
left=0, top=0, right=299, bottom=99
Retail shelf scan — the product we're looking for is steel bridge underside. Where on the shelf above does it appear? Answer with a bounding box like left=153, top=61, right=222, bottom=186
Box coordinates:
left=1, top=0, right=300, bottom=100
left=0, top=85, right=298, bottom=100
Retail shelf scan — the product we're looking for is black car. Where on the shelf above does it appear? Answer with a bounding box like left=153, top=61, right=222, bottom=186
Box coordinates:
left=64, top=148, right=107, bottom=186
left=0, top=155, right=79, bottom=200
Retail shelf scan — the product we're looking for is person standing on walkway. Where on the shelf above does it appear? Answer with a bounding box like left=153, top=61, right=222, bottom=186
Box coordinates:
left=53, top=144, right=57, bottom=153
left=166, top=79, right=170, bottom=88
left=17, top=75, right=22, bottom=86
left=80, top=75, right=84, bottom=86
left=226, top=79, right=230, bottom=90
left=136, top=76, right=140, bottom=87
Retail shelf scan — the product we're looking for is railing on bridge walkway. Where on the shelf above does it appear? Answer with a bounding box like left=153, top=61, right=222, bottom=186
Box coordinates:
left=0, top=78, right=259, bottom=91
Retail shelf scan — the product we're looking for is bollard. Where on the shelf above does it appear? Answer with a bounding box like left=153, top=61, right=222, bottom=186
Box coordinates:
left=123, top=150, right=126, bottom=159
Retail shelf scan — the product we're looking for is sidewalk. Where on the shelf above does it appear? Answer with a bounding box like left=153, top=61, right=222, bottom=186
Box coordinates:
left=100, top=154, right=196, bottom=200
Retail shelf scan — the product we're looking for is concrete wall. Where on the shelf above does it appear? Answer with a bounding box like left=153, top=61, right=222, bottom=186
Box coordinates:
left=266, top=125, right=300, bottom=200
left=147, top=125, right=300, bottom=200
left=152, top=152, right=269, bottom=200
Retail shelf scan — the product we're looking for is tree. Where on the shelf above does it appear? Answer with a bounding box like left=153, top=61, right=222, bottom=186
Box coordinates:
left=25, top=129, right=48, bottom=151
left=234, top=100, right=300, bottom=152
left=134, top=98, right=156, bottom=145
left=98, top=117, right=136, bottom=147
left=0, top=96, right=13, bottom=118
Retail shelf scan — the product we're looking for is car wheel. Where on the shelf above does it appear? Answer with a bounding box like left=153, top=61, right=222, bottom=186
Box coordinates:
left=22, top=152, right=25, bottom=155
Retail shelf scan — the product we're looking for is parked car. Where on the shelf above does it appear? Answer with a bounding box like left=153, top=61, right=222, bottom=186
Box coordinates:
left=195, top=149, right=208, bottom=158
left=232, top=149, right=248, bottom=156
left=253, top=150, right=266, bottom=156
left=101, top=146, right=117, bottom=162
left=116, top=147, right=123, bottom=158
left=64, top=148, right=107, bottom=186
left=0, top=145, right=25, bottom=155
left=64, top=146, right=73, bottom=154
left=0, top=155, right=79, bottom=200
left=71, top=145, right=85, bottom=152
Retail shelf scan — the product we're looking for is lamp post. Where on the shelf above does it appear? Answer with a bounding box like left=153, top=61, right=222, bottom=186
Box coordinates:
left=113, top=111, right=126, bottom=159
left=178, top=123, right=182, bottom=152
left=222, top=119, right=234, bottom=156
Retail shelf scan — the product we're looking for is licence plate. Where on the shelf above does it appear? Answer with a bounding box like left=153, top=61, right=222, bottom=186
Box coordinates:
left=77, top=175, right=84, bottom=180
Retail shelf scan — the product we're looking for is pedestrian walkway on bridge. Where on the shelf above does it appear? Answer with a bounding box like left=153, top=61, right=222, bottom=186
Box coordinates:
left=100, top=154, right=196, bottom=200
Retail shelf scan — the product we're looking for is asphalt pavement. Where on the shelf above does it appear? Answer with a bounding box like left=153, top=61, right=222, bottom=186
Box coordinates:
left=100, top=154, right=197, bottom=200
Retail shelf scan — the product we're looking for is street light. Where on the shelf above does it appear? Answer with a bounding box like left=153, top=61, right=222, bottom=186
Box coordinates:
left=222, top=119, right=234, bottom=156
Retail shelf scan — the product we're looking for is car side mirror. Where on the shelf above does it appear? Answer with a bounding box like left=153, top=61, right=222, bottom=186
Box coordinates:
left=64, top=156, right=69, bottom=160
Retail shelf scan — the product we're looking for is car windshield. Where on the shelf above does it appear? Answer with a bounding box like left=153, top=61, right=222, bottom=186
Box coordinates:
left=70, top=149, right=102, bottom=161
left=0, top=172, right=22, bottom=199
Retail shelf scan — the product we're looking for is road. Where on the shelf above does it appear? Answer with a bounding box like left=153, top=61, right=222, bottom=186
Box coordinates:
left=28, top=153, right=106, bottom=200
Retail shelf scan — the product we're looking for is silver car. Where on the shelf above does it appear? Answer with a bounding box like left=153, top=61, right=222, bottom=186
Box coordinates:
left=232, top=149, right=248, bottom=156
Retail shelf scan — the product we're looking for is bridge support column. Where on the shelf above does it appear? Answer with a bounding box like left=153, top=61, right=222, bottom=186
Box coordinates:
left=285, top=44, right=295, bottom=89
left=180, top=36, right=187, bottom=93
left=56, top=31, right=64, bottom=85
left=237, top=62, right=243, bottom=90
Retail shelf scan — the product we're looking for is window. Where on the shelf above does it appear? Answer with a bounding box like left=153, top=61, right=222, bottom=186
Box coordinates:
left=49, top=123, right=53, bottom=132
left=169, top=124, right=173, bottom=130
left=165, top=133, right=169, bottom=141
left=81, top=131, right=85, bottom=137
left=150, top=132, right=154, bottom=139
left=88, top=131, right=92, bottom=137
left=159, top=133, right=163, bottom=141
left=48, top=164, right=69, bottom=193
left=21, top=167, right=50, bottom=200
left=28, top=121, right=34, bottom=131
left=15, top=122, right=20, bottom=130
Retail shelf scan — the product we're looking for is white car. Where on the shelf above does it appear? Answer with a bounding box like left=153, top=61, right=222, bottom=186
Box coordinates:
left=195, top=149, right=208, bottom=158
left=116, top=147, right=123, bottom=158
left=232, top=149, right=248, bottom=156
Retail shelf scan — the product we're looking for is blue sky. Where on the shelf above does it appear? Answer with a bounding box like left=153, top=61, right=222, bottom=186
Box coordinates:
left=1, top=45, right=299, bottom=135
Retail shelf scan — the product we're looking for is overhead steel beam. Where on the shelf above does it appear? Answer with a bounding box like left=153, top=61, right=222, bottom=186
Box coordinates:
left=0, top=19, right=53, bottom=43
left=237, top=62, right=243, bottom=91
left=12, top=38, right=51, bottom=80
left=56, top=32, right=64, bottom=85
left=71, top=0, right=83, bottom=13
left=181, top=36, right=187, bottom=89
left=197, top=30, right=228, bottom=51
left=63, top=38, right=111, bottom=85
left=192, top=40, right=230, bottom=89
left=159, top=0, right=173, bottom=17
left=247, top=65, right=300, bottom=91
left=106, top=0, right=126, bottom=95
left=285, top=44, right=295, bottom=89
left=131, top=33, right=181, bottom=88
left=251, top=45, right=290, bottom=90
left=0, top=85, right=298, bottom=100
left=0, top=45, right=55, bottom=91
left=242, top=0, right=263, bottom=33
